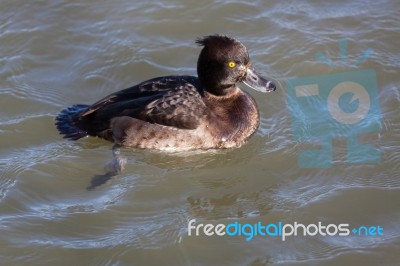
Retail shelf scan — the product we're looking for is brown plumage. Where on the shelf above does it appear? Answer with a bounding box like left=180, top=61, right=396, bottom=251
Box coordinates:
left=55, top=35, right=277, bottom=151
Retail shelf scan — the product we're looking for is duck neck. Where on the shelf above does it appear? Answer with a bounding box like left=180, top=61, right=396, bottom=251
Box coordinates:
left=204, top=84, right=237, bottom=96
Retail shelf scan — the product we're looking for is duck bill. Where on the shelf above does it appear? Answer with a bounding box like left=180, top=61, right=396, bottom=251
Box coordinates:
left=243, top=67, right=276, bottom=93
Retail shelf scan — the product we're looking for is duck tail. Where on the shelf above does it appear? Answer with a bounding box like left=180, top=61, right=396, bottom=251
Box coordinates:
left=55, top=104, right=89, bottom=140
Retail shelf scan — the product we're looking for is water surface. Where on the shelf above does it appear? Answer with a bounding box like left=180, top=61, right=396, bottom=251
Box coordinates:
left=1, top=0, right=399, bottom=265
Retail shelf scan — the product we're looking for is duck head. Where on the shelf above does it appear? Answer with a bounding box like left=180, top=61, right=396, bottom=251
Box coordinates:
left=196, top=35, right=277, bottom=96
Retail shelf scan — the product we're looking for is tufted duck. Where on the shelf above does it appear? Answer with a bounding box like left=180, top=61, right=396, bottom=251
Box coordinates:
left=55, top=35, right=277, bottom=152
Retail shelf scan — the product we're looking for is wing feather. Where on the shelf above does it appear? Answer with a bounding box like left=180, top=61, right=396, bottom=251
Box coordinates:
left=72, top=76, right=206, bottom=134
left=142, top=82, right=207, bottom=129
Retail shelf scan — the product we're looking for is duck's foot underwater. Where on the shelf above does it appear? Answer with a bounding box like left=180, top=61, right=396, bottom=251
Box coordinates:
left=86, top=144, right=127, bottom=190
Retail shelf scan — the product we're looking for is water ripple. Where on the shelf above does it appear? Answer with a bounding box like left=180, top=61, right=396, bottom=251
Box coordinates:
left=1, top=0, right=399, bottom=265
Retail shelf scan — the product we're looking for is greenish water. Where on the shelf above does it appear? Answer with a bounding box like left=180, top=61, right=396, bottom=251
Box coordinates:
left=1, top=0, right=399, bottom=265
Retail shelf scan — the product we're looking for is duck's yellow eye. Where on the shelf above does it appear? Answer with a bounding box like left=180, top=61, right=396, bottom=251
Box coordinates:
left=228, top=61, right=236, bottom=68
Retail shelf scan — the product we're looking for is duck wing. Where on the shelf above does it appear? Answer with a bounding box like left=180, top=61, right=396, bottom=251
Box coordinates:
left=71, top=76, right=207, bottom=137
left=141, top=80, right=207, bottom=129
